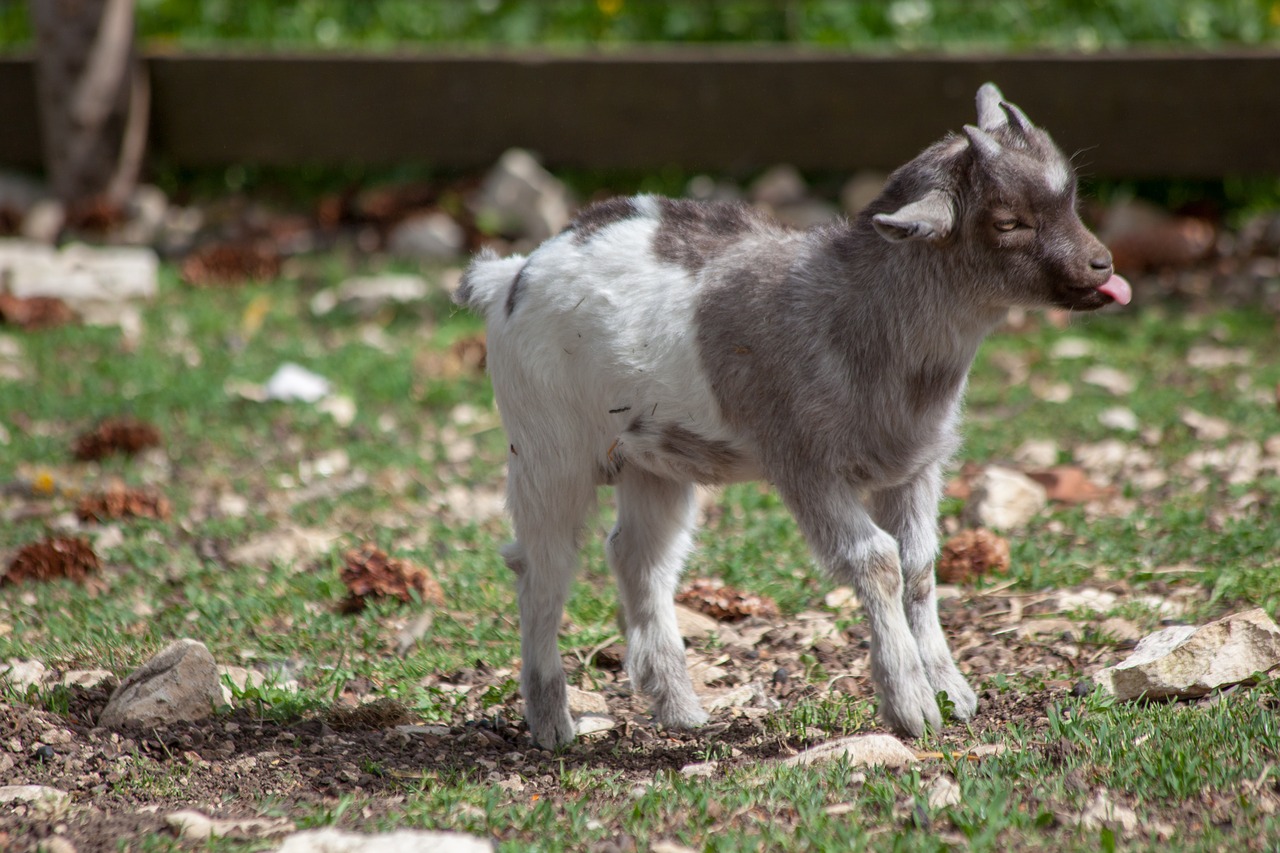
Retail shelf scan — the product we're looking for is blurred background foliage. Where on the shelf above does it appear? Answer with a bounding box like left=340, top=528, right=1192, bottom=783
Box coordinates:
left=2, top=0, right=1279, bottom=52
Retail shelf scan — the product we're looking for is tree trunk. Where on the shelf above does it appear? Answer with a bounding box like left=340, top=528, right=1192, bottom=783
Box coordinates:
left=29, top=0, right=147, bottom=207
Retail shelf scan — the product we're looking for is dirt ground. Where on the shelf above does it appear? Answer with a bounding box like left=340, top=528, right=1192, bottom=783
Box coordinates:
left=0, top=588, right=1153, bottom=852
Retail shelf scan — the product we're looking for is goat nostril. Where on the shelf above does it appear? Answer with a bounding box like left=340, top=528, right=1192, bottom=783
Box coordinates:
left=1089, top=256, right=1112, bottom=271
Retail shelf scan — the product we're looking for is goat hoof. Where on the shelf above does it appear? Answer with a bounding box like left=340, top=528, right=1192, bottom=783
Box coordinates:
left=528, top=708, right=575, bottom=749
left=880, top=679, right=944, bottom=738
left=928, top=666, right=978, bottom=720
left=653, top=696, right=709, bottom=729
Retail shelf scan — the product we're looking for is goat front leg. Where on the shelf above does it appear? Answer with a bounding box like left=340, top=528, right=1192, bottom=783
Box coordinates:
left=870, top=464, right=977, bottom=720
left=780, top=479, right=942, bottom=737
left=505, top=462, right=597, bottom=749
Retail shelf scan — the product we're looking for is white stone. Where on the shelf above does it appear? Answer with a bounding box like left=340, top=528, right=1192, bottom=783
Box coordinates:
left=218, top=665, right=266, bottom=695
left=0, top=785, right=69, bottom=816
left=472, top=148, right=573, bottom=243
left=823, top=586, right=858, bottom=610
left=1053, top=588, right=1118, bottom=613
left=967, top=466, right=1048, bottom=530
left=60, top=669, right=115, bottom=689
left=782, top=734, right=918, bottom=768
left=566, top=686, right=609, bottom=715
left=317, top=394, right=357, bottom=427
left=274, top=828, right=493, bottom=853
left=264, top=363, right=331, bottom=403
left=574, top=714, right=615, bottom=736
left=926, top=774, right=962, bottom=808
left=1013, top=438, right=1060, bottom=469
left=312, top=274, right=430, bottom=317
left=388, top=213, right=466, bottom=260
left=674, top=604, right=725, bottom=641
left=227, top=525, right=339, bottom=568
left=1180, top=409, right=1231, bottom=442
left=1082, top=366, right=1136, bottom=396
left=1050, top=337, right=1092, bottom=359
left=117, top=185, right=170, bottom=246
left=750, top=164, right=808, bottom=207
left=98, top=639, right=224, bottom=728
left=1096, top=608, right=1280, bottom=701
left=680, top=761, right=718, bottom=778
left=701, top=676, right=778, bottom=712
left=21, top=200, right=64, bottom=243
left=1075, top=789, right=1140, bottom=836
left=1098, top=407, right=1139, bottom=432
left=7, top=242, right=159, bottom=303
left=0, top=658, right=47, bottom=691
left=165, top=809, right=294, bottom=841
left=1186, top=345, right=1251, bottom=370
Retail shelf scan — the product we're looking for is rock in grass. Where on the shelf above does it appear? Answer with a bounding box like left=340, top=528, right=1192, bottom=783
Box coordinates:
left=1096, top=608, right=1280, bottom=701
left=98, top=639, right=223, bottom=729
left=471, top=148, right=572, bottom=243
left=0, top=658, right=47, bottom=691
left=0, top=785, right=69, bottom=817
left=966, top=466, right=1048, bottom=530
left=274, top=828, right=494, bottom=853
left=781, top=734, right=918, bottom=769
left=165, top=809, right=295, bottom=841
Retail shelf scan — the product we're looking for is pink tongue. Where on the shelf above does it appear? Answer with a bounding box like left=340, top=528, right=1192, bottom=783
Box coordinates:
left=1098, top=274, right=1132, bottom=306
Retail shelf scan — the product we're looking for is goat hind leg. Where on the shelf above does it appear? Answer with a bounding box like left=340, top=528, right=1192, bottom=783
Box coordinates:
left=507, top=466, right=596, bottom=748
left=607, top=469, right=707, bottom=729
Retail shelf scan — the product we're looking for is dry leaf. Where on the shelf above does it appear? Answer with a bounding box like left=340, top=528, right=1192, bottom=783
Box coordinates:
left=0, top=293, right=77, bottom=330
left=76, top=485, right=171, bottom=522
left=72, top=417, right=162, bottom=461
left=339, top=543, right=445, bottom=613
left=675, top=578, right=778, bottom=622
left=3, top=536, right=100, bottom=585
left=1025, top=466, right=1109, bottom=504
left=181, top=241, right=281, bottom=287
left=65, top=195, right=127, bottom=233
left=938, top=529, right=1011, bottom=584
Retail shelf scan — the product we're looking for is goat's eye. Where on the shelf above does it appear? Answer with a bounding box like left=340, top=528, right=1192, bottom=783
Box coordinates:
left=993, top=218, right=1020, bottom=232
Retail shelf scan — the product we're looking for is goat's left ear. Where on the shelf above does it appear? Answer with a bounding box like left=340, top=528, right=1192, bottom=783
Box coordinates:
left=872, top=191, right=955, bottom=243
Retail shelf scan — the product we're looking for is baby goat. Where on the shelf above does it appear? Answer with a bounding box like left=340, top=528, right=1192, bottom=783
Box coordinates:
left=455, top=83, right=1131, bottom=748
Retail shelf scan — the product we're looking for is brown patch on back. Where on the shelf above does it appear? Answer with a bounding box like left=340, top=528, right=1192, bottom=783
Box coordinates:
left=652, top=198, right=782, bottom=273
left=566, top=196, right=640, bottom=244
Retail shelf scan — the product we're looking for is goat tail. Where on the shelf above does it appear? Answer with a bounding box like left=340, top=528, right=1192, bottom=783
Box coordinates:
left=453, top=247, right=527, bottom=314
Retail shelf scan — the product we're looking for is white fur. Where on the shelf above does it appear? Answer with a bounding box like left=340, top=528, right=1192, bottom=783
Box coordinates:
left=1044, top=158, right=1070, bottom=194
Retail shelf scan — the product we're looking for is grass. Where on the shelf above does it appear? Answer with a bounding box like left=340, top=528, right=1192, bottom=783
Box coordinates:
left=1, top=249, right=1280, bottom=849
left=4, top=0, right=1280, bottom=52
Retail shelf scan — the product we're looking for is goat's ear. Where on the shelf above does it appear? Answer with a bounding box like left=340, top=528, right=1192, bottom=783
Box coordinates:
left=872, top=191, right=955, bottom=243
left=976, top=82, right=1007, bottom=131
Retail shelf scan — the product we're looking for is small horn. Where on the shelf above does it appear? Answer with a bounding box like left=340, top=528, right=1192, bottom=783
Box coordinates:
left=976, top=82, right=1007, bottom=131
left=1000, top=100, right=1032, bottom=133
left=963, top=125, right=1003, bottom=159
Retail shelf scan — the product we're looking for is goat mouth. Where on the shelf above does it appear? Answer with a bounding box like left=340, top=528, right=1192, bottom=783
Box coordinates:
left=1057, top=273, right=1132, bottom=311
left=1096, top=274, right=1132, bottom=306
